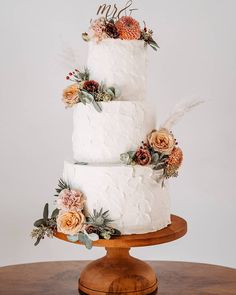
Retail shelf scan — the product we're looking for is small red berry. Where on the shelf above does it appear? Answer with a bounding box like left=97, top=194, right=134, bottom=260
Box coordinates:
left=66, top=76, right=70, bottom=80
left=69, top=72, right=73, bottom=76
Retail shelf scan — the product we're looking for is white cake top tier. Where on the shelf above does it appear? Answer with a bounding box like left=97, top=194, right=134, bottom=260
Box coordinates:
left=87, top=39, right=147, bottom=101
left=72, top=101, right=155, bottom=163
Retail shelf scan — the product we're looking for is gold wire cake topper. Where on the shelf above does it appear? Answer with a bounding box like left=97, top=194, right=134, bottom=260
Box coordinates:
left=96, top=0, right=138, bottom=20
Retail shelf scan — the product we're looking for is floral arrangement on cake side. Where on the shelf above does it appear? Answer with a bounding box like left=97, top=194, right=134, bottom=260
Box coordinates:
left=120, top=101, right=204, bottom=185
left=121, top=128, right=183, bottom=184
left=31, top=179, right=121, bottom=249
left=82, top=16, right=159, bottom=51
left=63, top=68, right=120, bottom=112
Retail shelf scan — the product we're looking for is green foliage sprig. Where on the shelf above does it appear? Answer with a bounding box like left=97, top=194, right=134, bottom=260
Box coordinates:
left=65, top=68, right=120, bottom=112
left=32, top=180, right=121, bottom=249
left=140, top=22, right=160, bottom=51
left=54, top=178, right=70, bottom=197
left=31, top=203, right=59, bottom=246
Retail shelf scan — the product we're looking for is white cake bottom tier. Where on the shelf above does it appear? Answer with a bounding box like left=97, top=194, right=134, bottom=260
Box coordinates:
left=63, top=161, right=171, bottom=235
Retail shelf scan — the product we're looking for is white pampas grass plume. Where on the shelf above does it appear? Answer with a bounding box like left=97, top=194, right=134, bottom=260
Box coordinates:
left=57, top=47, right=81, bottom=71
left=161, top=99, right=204, bottom=130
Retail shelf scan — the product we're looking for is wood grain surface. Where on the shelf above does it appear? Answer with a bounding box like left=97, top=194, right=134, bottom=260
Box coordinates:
left=0, top=261, right=236, bottom=295
left=79, top=248, right=158, bottom=294
left=54, top=215, right=187, bottom=248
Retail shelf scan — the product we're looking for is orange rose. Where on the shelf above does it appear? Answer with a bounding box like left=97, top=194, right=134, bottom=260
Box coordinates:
left=63, top=84, right=80, bottom=107
left=57, top=211, right=85, bottom=235
left=148, top=128, right=175, bottom=155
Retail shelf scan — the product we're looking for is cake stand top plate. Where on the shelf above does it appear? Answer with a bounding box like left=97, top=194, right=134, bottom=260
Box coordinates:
left=54, top=215, right=187, bottom=248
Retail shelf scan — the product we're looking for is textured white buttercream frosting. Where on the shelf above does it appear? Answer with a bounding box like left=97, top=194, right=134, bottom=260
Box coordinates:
left=72, top=101, right=156, bottom=163
left=63, top=162, right=171, bottom=235
left=87, top=39, right=147, bottom=101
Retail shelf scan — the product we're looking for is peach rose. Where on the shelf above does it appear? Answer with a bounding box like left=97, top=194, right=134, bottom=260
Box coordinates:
left=63, top=84, right=80, bottom=107
left=147, top=128, right=175, bottom=155
left=57, top=211, right=85, bottom=235
left=57, top=189, right=85, bottom=212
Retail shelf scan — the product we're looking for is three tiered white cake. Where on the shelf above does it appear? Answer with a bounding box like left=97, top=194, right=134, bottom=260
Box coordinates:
left=63, top=39, right=171, bottom=235
left=32, top=14, right=186, bottom=248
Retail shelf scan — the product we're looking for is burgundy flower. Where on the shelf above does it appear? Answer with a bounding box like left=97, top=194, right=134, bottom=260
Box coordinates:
left=84, top=225, right=99, bottom=235
left=135, top=148, right=152, bottom=166
left=83, top=80, right=99, bottom=93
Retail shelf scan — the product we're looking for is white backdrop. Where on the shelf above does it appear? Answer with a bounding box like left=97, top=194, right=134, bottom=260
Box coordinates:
left=0, top=0, right=236, bottom=268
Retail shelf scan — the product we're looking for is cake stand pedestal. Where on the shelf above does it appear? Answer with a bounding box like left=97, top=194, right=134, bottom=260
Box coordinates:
left=55, top=214, right=187, bottom=295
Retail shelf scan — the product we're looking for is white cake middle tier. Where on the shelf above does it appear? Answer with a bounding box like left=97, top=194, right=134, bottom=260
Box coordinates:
left=72, top=101, right=156, bottom=163
left=63, top=161, right=171, bottom=235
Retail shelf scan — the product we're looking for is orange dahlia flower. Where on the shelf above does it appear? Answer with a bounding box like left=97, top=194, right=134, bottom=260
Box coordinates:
left=115, top=16, right=141, bottom=40
left=166, top=147, right=183, bottom=177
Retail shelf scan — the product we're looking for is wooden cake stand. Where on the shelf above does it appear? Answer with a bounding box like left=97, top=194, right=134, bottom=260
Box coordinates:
left=55, top=214, right=187, bottom=295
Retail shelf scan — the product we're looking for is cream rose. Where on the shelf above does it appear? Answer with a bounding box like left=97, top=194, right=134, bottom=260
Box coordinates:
left=57, top=211, right=85, bottom=235
left=63, top=84, right=80, bottom=107
left=147, top=128, right=175, bottom=155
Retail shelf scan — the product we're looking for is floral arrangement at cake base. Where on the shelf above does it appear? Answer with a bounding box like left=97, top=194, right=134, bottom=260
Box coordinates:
left=31, top=179, right=121, bottom=249
left=63, top=68, right=120, bottom=112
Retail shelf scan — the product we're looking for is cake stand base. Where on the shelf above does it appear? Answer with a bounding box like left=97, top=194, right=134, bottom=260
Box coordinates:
left=55, top=215, right=187, bottom=295
left=79, top=247, right=157, bottom=295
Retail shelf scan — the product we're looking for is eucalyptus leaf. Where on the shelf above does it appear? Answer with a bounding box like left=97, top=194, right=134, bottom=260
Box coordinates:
left=79, top=96, right=87, bottom=105
left=92, top=100, right=102, bottom=113
left=151, top=153, right=160, bottom=164
left=34, top=237, right=41, bottom=246
left=77, top=232, right=93, bottom=249
left=114, top=87, right=121, bottom=98
left=84, top=232, right=99, bottom=242
left=67, top=234, right=79, bottom=242
left=51, top=208, right=59, bottom=219
left=80, top=91, right=94, bottom=103
left=108, top=86, right=116, bottom=94
left=120, top=151, right=135, bottom=165
left=106, top=88, right=115, bottom=98
left=43, top=203, right=49, bottom=221
left=34, top=218, right=46, bottom=227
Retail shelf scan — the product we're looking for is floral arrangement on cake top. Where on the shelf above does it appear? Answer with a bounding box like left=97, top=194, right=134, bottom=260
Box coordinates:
left=120, top=101, right=203, bottom=185
left=31, top=179, right=121, bottom=249
left=82, top=16, right=159, bottom=51
left=63, top=68, right=120, bottom=112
